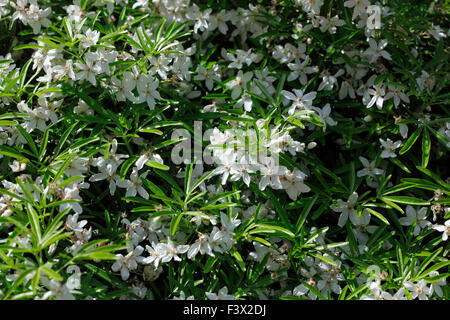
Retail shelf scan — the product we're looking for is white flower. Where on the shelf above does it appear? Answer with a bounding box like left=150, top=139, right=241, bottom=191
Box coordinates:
left=206, top=286, right=235, bottom=300
left=172, top=291, right=195, bottom=300
left=258, top=158, right=288, bottom=191
left=135, top=151, right=164, bottom=171
left=361, top=286, right=393, bottom=300
left=293, top=283, right=317, bottom=300
left=137, top=78, right=161, bottom=110
left=172, top=55, right=192, bottom=81
left=160, top=238, right=189, bottom=263
left=281, top=89, right=316, bottom=115
left=75, top=59, right=101, bottom=86
left=220, top=212, right=241, bottom=236
left=339, top=79, right=356, bottom=100
left=428, top=24, right=447, bottom=41
left=143, top=242, right=167, bottom=268
left=364, top=39, right=391, bottom=63
left=17, top=100, right=51, bottom=132
left=78, top=28, right=100, bottom=49
left=186, top=5, right=212, bottom=33
left=357, top=157, right=383, bottom=177
left=39, top=277, right=76, bottom=300
left=331, top=192, right=359, bottom=227
left=399, top=124, right=408, bottom=139
left=318, top=69, right=343, bottom=91
left=60, top=184, right=86, bottom=214
left=380, top=138, right=401, bottom=158
left=297, top=0, right=324, bottom=14
left=226, top=71, right=253, bottom=99
left=235, top=91, right=253, bottom=112
left=428, top=271, right=446, bottom=297
left=403, top=280, right=431, bottom=300
left=319, top=15, right=345, bottom=34
left=399, top=206, right=431, bottom=236
left=416, top=70, right=435, bottom=92
left=187, top=234, right=214, bottom=259
left=280, top=168, right=311, bottom=201
left=73, top=100, right=94, bottom=116
left=384, top=85, right=410, bottom=107
left=64, top=156, right=89, bottom=177
left=313, top=104, right=337, bottom=130
left=148, top=54, right=171, bottom=79
left=208, top=10, right=232, bottom=34
left=287, top=57, right=317, bottom=85
left=111, top=75, right=136, bottom=102
left=229, top=156, right=256, bottom=186
left=212, top=150, right=236, bottom=185
left=366, top=85, right=386, bottom=109
left=8, top=160, right=26, bottom=172
left=344, top=0, right=369, bottom=20
left=195, top=65, right=221, bottom=91
left=65, top=213, right=87, bottom=233
left=117, top=168, right=149, bottom=199
left=248, top=241, right=270, bottom=262
left=111, top=245, right=145, bottom=281
left=432, top=219, right=449, bottom=241
left=317, top=272, right=342, bottom=295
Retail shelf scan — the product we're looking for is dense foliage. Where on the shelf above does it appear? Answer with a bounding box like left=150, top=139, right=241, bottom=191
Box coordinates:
left=0, top=0, right=448, bottom=300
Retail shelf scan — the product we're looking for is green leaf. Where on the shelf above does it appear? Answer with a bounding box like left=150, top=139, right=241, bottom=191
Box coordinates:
left=56, top=176, right=84, bottom=188
left=41, top=266, right=63, bottom=281
left=151, top=137, right=187, bottom=152
left=295, top=195, right=318, bottom=235
left=415, top=247, right=443, bottom=279
left=424, top=273, right=449, bottom=284
left=230, top=248, right=246, bottom=272
left=248, top=223, right=295, bottom=240
left=380, top=197, right=404, bottom=214
left=26, top=203, right=41, bottom=244
left=298, top=279, right=327, bottom=300
left=138, top=128, right=163, bottom=135
left=382, top=183, right=415, bottom=195
left=203, top=256, right=219, bottom=273
left=0, top=120, right=17, bottom=126
left=399, top=126, right=422, bottom=155
left=62, top=17, right=73, bottom=41
left=0, top=145, right=30, bottom=162
left=200, top=203, right=237, bottom=211
left=119, top=156, right=138, bottom=180
left=416, top=166, right=450, bottom=190
left=389, top=158, right=411, bottom=173
left=416, top=261, right=450, bottom=280
left=141, top=178, right=165, bottom=196
left=421, top=129, right=431, bottom=168
left=263, top=187, right=292, bottom=231
left=154, top=169, right=183, bottom=193
left=145, top=160, right=169, bottom=171
left=401, top=178, right=444, bottom=193
left=170, top=213, right=183, bottom=237
left=364, top=208, right=390, bottom=225
left=188, top=170, right=215, bottom=197
left=4, top=268, right=37, bottom=299
left=184, top=163, right=194, bottom=196
left=15, top=125, right=38, bottom=156
left=54, top=122, right=78, bottom=156
left=38, top=127, right=50, bottom=161
left=309, top=253, right=338, bottom=268
left=382, top=196, right=430, bottom=206
left=52, top=153, right=77, bottom=182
